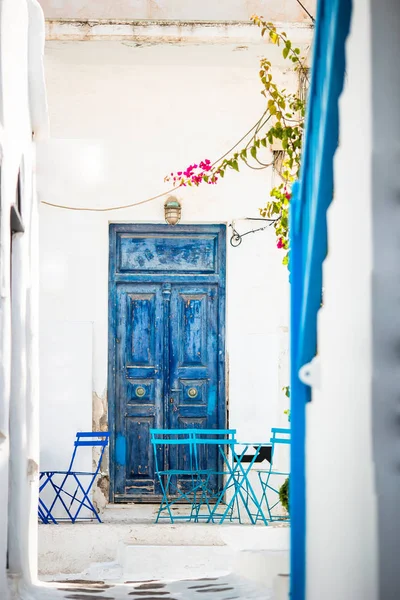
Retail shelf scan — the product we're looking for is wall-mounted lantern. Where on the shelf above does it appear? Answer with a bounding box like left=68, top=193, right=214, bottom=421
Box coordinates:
left=164, top=196, right=181, bottom=225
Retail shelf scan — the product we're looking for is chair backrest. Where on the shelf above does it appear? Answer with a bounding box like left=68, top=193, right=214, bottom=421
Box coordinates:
left=150, top=428, right=237, bottom=472
left=150, top=428, right=236, bottom=445
left=150, top=428, right=194, bottom=442
left=270, top=427, right=291, bottom=466
left=150, top=429, right=196, bottom=474
left=192, top=429, right=237, bottom=442
left=270, top=428, right=291, bottom=445
left=68, top=431, right=110, bottom=473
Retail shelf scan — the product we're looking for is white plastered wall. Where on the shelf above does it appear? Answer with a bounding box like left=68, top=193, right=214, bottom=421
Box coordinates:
left=306, top=1, right=378, bottom=599
left=37, top=30, right=312, bottom=504
left=0, top=0, right=48, bottom=595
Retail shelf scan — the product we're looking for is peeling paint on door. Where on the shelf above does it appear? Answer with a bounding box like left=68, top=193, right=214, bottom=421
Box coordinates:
left=108, top=224, right=226, bottom=502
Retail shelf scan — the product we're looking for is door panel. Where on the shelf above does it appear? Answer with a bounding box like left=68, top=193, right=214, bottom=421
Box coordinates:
left=115, top=284, right=164, bottom=498
left=168, top=285, right=220, bottom=494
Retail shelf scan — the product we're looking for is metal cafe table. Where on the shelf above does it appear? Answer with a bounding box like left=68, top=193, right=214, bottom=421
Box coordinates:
left=150, top=428, right=270, bottom=525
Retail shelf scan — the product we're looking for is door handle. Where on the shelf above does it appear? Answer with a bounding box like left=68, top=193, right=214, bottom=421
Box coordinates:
left=170, top=388, right=182, bottom=393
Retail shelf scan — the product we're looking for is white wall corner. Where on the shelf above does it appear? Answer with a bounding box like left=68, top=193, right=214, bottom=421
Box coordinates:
left=27, top=0, right=50, bottom=140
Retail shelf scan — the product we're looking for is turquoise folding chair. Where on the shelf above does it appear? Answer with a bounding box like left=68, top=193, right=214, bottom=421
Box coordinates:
left=254, top=428, right=290, bottom=522
left=150, top=428, right=237, bottom=523
left=191, top=429, right=239, bottom=523
left=151, top=429, right=206, bottom=523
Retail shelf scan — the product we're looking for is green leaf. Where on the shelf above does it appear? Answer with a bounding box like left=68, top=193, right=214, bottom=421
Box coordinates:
left=261, top=138, right=267, bottom=148
left=231, top=160, right=239, bottom=171
left=283, top=47, right=289, bottom=59
left=240, top=148, right=248, bottom=159
left=282, top=254, right=289, bottom=266
left=250, top=146, right=257, bottom=159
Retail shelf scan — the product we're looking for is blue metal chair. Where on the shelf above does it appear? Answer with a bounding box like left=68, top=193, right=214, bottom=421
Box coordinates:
left=150, top=428, right=237, bottom=523
left=254, top=428, right=291, bottom=522
left=39, top=431, right=110, bottom=524
left=191, top=429, right=239, bottom=523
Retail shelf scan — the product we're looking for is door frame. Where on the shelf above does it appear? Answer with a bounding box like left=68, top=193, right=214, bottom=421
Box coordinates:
left=108, top=223, right=227, bottom=503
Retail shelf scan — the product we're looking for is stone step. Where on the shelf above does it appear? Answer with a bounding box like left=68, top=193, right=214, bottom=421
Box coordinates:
left=39, top=521, right=290, bottom=577
left=274, top=573, right=290, bottom=600
left=232, top=549, right=289, bottom=589
left=118, top=544, right=234, bottom=581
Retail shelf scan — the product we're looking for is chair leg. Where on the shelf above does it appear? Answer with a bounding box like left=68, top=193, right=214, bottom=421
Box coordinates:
left=48, top=476, right=76, bottom=522
left=71, top=474, right=101, bottom=523
left=156, top=474, right=174, bottom=523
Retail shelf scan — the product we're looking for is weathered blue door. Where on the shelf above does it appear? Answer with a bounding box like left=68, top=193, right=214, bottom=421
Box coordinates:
left=108, top=224, right=226, bottom=502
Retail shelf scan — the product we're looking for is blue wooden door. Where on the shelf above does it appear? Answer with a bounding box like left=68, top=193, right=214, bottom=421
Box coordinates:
left=109, top=224, right=226, bottom=502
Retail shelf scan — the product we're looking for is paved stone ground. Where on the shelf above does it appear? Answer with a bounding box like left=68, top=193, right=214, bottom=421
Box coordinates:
left=34, top=575, right=272, bottom=600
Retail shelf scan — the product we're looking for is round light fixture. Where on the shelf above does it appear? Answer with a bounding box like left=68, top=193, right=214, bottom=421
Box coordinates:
left=164, top=196, right=182, bottom=225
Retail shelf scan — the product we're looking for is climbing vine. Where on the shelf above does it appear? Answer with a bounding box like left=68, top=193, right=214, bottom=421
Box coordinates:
left=165, top=16, right=309, bottom=265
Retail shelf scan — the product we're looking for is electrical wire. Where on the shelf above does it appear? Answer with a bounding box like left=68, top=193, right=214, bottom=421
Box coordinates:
left=41, top=185, right=180, bottom=212
left=295, top=0, right=315, bottom=22
left=42, top=110, right=272, bottom=212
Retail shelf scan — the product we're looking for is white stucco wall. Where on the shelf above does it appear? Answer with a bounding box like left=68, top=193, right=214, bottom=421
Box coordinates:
left=37, top=31, right=311, bottom=503
left=38, top=0, right=316, bottom=23
left=306, top=1, right=378, bottom=599
left=0, top=0, right=48, bottom=595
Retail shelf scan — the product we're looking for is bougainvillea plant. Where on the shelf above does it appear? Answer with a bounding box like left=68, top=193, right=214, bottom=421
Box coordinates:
left=164, top=16, right=309, bottom=265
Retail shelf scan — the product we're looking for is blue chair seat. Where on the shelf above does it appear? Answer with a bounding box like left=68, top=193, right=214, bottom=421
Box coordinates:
left=254, top=469, right=288, bottom=476
left=42, top=470, right=99, bottom=476
left=157, top=469, right=213, bottom=475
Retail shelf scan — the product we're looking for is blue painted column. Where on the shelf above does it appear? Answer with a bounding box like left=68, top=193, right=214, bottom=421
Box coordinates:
left=289, top=182, right=309, bottom=600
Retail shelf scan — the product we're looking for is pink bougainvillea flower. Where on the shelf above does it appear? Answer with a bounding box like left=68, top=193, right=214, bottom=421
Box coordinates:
left=166, top=159, right=218, bottom=188
left=277, top=238, right=284, bottom=249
